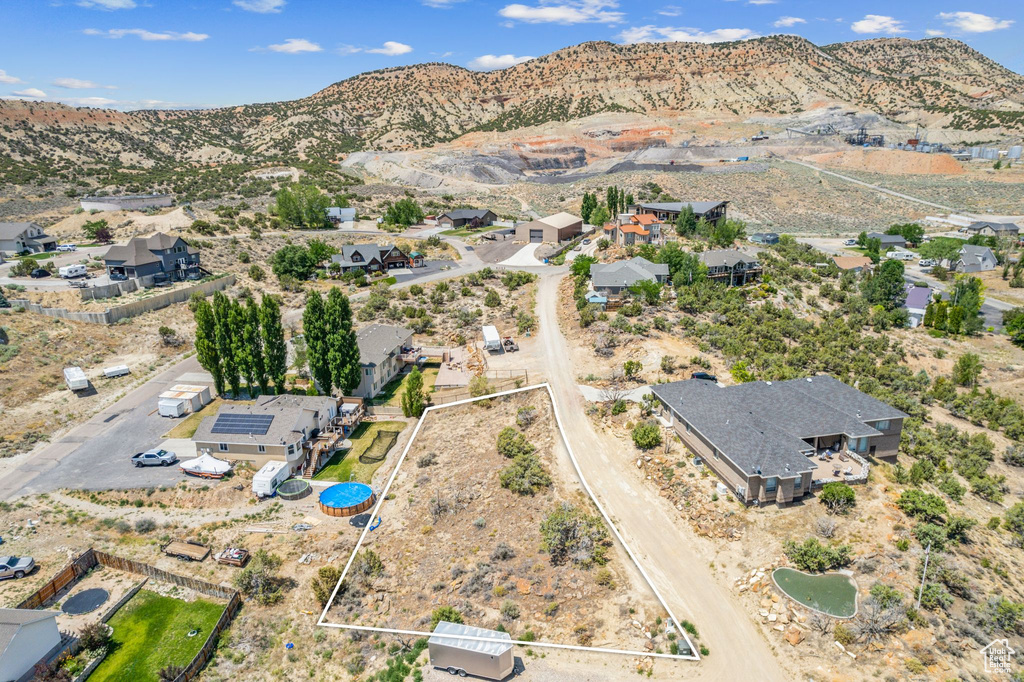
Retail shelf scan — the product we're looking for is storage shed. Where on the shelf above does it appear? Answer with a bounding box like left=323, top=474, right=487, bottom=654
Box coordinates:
left=428, top=622, right=514, bottom=680
left=158, top=384, right=212, bottom=415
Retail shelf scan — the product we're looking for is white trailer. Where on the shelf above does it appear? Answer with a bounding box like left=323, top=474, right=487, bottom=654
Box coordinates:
left=158, top=384, right=212, bottom=415
left=158, top=398, right=187, bottom=418
left=64, top=366, right=88, bottom=392
left=252, top=461, right=291, bottom=498
left=482, top=325, right=501, bottom=352
left=59, top=264, right=87, bottom=279
left=428, top=622, right=514, bottom=680
left=104, top=365, right=131, bottom=378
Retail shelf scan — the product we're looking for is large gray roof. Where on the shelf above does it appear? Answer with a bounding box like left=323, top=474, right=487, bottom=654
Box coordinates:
left=439, top=208, right=493, bottom=221
left=357, top=324, right=412, bottom=366
left=699, top=249, right=759, bottom=268
left=331, top=243, right=402, bottom=268
left=193, top=394, right=334, bottom=446
left=966, top=221, right=1018, bottom=233
left=590, top=257, right=669, bottom=288
left=103, top=232, right=195, bottom=266
left=866, top=232, right=905, bottom=245
left=651, top=375, right=906, bottom=478
left=0, top=222, right=41, bottom=240
left=637, top=201, right=726, bottom=215
left=0, top=607, right=57, bottom=657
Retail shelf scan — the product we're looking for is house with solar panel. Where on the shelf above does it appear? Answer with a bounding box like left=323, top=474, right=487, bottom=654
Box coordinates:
left=192, top=394, right=343, bottom=473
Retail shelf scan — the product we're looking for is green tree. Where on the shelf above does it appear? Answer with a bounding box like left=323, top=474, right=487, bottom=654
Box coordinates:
left=233, top=549, right=284, bottom=605
left=675, top=205, right=697, bottom=237
left=499, top=451, right=552, bottom=495
left=270, top=244, right=315, bottom=281
left=860, top=259, right=906, bottom=310
left=606, top=187, right=618, bottom=216
left=307, top=238, right=337, bottom=266
left=245, top=297, right=267, bottom=395
left=497, top=427, right=535, bottom=459
left=227, top=299, right=247, bottom=397
left=384, top=197, right=424, bottom=226
left=918, top=237, right=965, bottom=267
left=82, top=219, right=110, bottom=241
left=623, top=359, right=643, bottom=379
left=896, top=489, right=948, bottom=522
left=430, top=606, right=464, bottom=630
left=325, top=287, right=360, bottom=394
left=212, top=292, right=239, bottom=397
left=730, top=360, right=755, bottom=383
left=303, top=291, right=331, bottom=395
left=580, top=192, right=597, bottom=224
left=709, top=218, right=745, bottom=247
left=952, top=353, right=982, bottom=387
left=260, top=295, right=287, bottom=393
left=590, top=204, right=610, bottom=228
left=570, top=255, right=597, bottom=279
left=783, top=538, right=853, bottom=572
left=401, top=366, right=427, bottom=418
left=1005, top=502, right=1024, bottom=547
left=819, top=482, right=856, bottom=515
left=193, top=297, right=224, bottom=395
left=628, top=279, right=662, bottom=305
left=886, top=223, right=925, bottom=246
left=631, top=421, right=661, bottom=450
left=310, top=565, right=343, bottom=606
left=1005, top=307, right=1024, bottom=347
left=950, top=275, right=985, bottom=334
left=484, top=289, right=501, bottom=307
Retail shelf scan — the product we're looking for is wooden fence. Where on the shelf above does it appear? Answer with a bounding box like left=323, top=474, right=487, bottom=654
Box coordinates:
left=173, top=591, right=242, bottom=682
left=15, top=551, right=96, bottom=609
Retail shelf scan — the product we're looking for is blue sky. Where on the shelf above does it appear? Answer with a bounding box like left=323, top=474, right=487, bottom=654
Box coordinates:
left=0, top=0, right=1020, bottom=110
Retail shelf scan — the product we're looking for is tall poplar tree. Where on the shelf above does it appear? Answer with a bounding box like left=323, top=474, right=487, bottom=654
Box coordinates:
left=242, top=297, right=267, bottom=395
left=193, top=297, right=224, bottom=395
left=325, top=287, right=361, bottom=394
left=303, top=290, right=331, bottom=395
left=212, top=292, right=239, bottom=397
left=227, top=299, right=247, bottom=397
left=260, top=295, right=287, bottom=393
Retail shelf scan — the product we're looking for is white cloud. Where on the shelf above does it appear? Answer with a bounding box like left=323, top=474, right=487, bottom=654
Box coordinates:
left=925, top=29, right=945, bottom=36
left=499, top=0, right=624, bottom=25
left=233, top=0, right=286, bottom=13
left=422, top=0, right=464, bottom=7
left=266, top=38, right=322, bottom=53
left=747, top=0, right=777, bottom=4
left=12, top=88, right=47, bottom=98
left=52, top=77, right=117, bottom=90
left=773, top=16, right=806, bottom=28
left=468, top=54, right=535, bottom=70
left=619, top=25, right=759, bottom=44
left=938, top=11, right=1013, bottom=33
left=850, top=15, right=906, bottom=34
left=0, top=70, right=23, bottom=84
left=84, top=28, right=209, bottom=41
left=657, top=4, right=682, bottom=16
left=366, top=41, right=413, bottom=56
left=77, top=0, right=137, bottom=9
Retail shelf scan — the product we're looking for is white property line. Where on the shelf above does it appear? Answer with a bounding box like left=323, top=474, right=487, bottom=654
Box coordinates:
left=318, top=383, right=700, bottom=662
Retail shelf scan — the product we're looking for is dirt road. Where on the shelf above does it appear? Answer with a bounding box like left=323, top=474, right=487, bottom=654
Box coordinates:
left=534, top=272, right=786, bottom=680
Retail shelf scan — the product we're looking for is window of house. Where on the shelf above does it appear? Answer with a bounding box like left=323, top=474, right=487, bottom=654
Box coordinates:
left=874, top=420, right=890, bottom=431
left=765, top=477, right=777, bottom=493
left=287, top=444, right=295, bottom=455
left=852, top=437, right=868, bottom=452
left=218, top=443, right=228, bottom=452
left=364, top=368, right=372, bottom=376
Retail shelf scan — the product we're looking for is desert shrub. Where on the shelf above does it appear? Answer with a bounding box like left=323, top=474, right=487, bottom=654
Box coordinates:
left=595, top=568, right=615, bottom=589
left=919, top=583, right=954, bottom=612
left=611, top=399, right=627, bottom=415
left=500, top=600, right=520, bottom=622
left=783, top=538, right=853, bottom=572
left=1005, top=444, right=1024, bottom=467
left=134, top=518, right=157, bottom=533
left=351, top=549, right=385, bottom=582
left=78, top=622, right=112, bottom=653
left=819, top=482, right=856, bottom=515
left=912, top=523, right=948, bottom=552
left=541, top=502, right=611, bottom=567
left=869, top=583, right=903, bottom=609
left=631, top=422, right=662, bottom=450
left=499, top=452, right=552, bottom=495
left=815, top=516, right=838, bottom=538
left=416, top=452, right=437, bottom=468
left=896, top=489, right=947, bottom=522
left=430, top=606, right=464, bottom=630
left=234, top=550, right=285, bottom=605
left=311, top=565, right=343, bottom=606
left=496, top=427, right=535, bottom=459
left=516, top=406, right=538, bottom=428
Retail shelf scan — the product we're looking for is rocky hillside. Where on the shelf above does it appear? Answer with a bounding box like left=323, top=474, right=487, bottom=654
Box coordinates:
left=1, top=35, right=1021, bottom=181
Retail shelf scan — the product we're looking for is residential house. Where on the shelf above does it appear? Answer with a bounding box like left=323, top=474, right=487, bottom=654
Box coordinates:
left=629, top=201, right=728, bottom=224
left=748, top=232, right=780, bottom=245
left=102, top=232, right=200, bottom=281
left=436, top=209, right=497, bottom=229
left=603, top=222, right=653, bottom=247
left=832, top=256, right=874, bottom=273
left=354, top=324, right=414, bottom=399
left=904, top=285, right=932, bottom=328
left=515, top=212, right=584, bottom=243
left=0, top=222, right=57, bottom=255
left=699, top=249, right=762, bottom=286
left=866, top=232, right=906, bottom=250
left=193, top=394, right=341, bottom=474
left=0, top=608, right=63, bottom=682
left=327, top=207, right=356, bottom=225
left=589, top=257, right=670, bottom=297
left=650, top=375, right=907, bottom=505
left=79, top=193, right=173, bottom=212
left=954, top=245, right=998, bottom=273
left=330, top=244, right=409, bottom=273
left=963, top=221, right=1019, bottom=239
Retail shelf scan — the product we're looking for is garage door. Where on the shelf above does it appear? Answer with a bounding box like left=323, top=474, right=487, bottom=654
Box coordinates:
left=529, top=229, right=544, bottom=243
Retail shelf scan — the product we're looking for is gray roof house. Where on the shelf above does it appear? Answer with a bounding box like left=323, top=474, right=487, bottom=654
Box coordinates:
left=955, top=245, right=998, bottom=273
left=0, top=608, right=63, bottom=682
left=0, top=222, right=57, bottom=254
left=354, top=324, right=414, bottom=399
left=651, top=375, right=907, bottom=505
left=866, top=232, right=906, bottom=249
left=630, top=201, right=728, bottom=223
left=589, top=257, right=669, bottom=295
left=331, top=244, right=409, bottom=273
left=963, top=221, right=1019, bottom=238
left=699, top=249, right=762, bottom=286
left=437, top=209, right=497, bottom=229
left=103, top=232, right=200, bottom=281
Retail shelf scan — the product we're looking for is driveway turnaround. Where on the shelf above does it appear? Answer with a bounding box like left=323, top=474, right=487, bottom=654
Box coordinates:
left=499, top=243, right=545, bottom=267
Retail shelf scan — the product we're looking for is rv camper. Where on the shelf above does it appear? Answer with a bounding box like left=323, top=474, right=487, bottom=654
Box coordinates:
left=482, top=325, right=501, bottom=352
left=64, top=366, right=88, bottom=392
left=252, top=461, right=291, bottom=498
left=58, top=264, right=87, bottom=279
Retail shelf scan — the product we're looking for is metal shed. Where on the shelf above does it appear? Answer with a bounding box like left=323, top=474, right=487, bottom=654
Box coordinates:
left=428, top=621, right=515, bottom=680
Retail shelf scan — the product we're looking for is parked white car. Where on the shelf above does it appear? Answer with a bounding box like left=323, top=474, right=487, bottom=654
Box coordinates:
left=843, top=238, right=858, bottom=246
left=56, top=244, right=77, bottom=252
left=919, top=259, right=937, bottom=268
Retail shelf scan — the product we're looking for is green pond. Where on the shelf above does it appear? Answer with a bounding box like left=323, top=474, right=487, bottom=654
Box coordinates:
left=772, top=568, right=858, bottom=618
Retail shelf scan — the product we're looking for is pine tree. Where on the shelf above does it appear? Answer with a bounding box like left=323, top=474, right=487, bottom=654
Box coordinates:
left=325, top=287, right=361, bottom=395
left=260, top=295, right=287, bottom=393
left=923, top=302, right=935, bottom=328
left=245, top=298, right=267, bottom=395
left=303, top=290, right=331, bottom=395
left=212, top=292, right=239, bottom=397
left=193, top=297, right=224, bottom=395
left=227, top=299, right=247, bottom=397
left=401, top=366, right=426, bottom=418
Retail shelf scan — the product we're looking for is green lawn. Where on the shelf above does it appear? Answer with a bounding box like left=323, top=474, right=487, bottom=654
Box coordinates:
left=88, top=590, right=224, bottom=682
left=369, top=368, right=439, bottom=406
left=313, top=420, right=406, bottom=483
left=440, top=224, right=508, bottom=238
left=18, top=252, right=54, bottom=261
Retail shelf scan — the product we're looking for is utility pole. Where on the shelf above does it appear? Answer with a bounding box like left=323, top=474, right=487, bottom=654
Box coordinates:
left=915, top=541, right=932, bottom=610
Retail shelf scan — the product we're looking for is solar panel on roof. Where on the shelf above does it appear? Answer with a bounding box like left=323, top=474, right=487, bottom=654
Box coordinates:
left=210, top=413, right=275, bottom=435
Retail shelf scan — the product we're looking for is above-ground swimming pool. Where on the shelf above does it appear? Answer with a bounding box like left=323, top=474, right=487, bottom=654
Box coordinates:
left=319, top=482, right=376, bottom=517
left=772, top=567, right=859, bottom=618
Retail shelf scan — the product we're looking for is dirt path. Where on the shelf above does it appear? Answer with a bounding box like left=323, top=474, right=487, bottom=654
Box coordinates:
left=784, top=159, right=958, bottom=213
left=534, top=272, right=786, bottom=680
